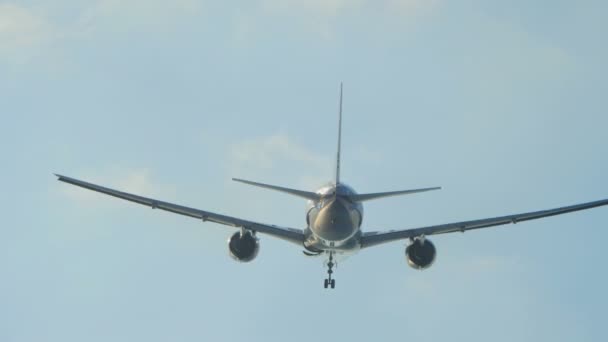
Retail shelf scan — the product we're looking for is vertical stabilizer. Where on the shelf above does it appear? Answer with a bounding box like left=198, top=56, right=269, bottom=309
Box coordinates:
left=336, top=83, right=343, bottom=185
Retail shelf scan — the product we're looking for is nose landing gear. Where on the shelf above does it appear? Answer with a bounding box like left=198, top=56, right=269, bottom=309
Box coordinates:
left=323, top=252, right=336, bottom=289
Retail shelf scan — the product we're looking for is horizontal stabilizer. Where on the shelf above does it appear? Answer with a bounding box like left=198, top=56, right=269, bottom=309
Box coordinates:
left=349, top=187, right=441, bottom=202
left=232, top=178, right=321, bottom=201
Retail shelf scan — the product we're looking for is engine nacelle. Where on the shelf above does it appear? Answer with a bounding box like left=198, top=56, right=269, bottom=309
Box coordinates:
left=405, top=237, right=436, bottom=270
left=228, top=231, right=259, bottom=262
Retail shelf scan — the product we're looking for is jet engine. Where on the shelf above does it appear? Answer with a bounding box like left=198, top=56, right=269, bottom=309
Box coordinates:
left=405, top=237, right=436, bottom=270
left=228, top=231, right=259, bottom=262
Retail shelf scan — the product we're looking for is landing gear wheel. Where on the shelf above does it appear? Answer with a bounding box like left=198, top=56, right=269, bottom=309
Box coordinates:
left=324, top=279, right=329, bottom=288
left=330, top=279, right=335, bottom=289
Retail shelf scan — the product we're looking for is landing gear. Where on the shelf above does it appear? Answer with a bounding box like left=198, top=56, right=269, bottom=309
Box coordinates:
left=323, top=252, right=336, bottom=289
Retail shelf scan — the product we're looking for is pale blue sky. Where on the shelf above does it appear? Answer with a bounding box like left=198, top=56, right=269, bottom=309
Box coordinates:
left=1, top=1, right=607, bottom=341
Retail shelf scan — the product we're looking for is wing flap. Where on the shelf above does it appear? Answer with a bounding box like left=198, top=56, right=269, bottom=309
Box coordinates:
left=361, top=197, right=608, bottom=248
left=55, top=174, right=305, bottom=244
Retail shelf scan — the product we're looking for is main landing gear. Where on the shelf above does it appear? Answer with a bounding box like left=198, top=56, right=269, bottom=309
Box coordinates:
left=323, top=252, right=336, bottom=289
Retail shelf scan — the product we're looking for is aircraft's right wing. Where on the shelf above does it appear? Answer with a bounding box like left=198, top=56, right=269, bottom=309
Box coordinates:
left=55, top=174, right=306, bottom=245
left=361, top=197, right=608, bottom=248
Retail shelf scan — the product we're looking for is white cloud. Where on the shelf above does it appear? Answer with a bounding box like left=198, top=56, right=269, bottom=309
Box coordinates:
left=230, top=133, right=326, bottom=169
left=387, top=0, right=438, bottom=15
left=0, top=0, right=204, bottom=64
left=260, top=0, right=434, bottom=18
left=478, top=15, right=573, bottom=81
left=229, top=132, right=332, bottom=189
left=1, top=0, right=440, bottom=63
left=234, top=0, right=438, bottom=41
left=59, top=168, right=176, bottom=206
left=0, top=3, right=57, bottom=63
left=75, top=0, right=204, bottom=36
left=261, top=0, right=357, bottom=17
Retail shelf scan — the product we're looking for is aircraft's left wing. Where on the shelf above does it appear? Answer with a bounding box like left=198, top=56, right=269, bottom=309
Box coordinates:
left=361, top=197, right=608, bottom=248
left=55, top=174, right=306, bottom=245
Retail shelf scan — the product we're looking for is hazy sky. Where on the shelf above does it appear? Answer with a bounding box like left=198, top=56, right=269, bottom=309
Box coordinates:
left=1, top=1, right=607, bottom=341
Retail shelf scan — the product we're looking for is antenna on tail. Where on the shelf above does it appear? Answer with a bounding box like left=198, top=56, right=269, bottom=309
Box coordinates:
left=336, top=83, right=343, bottom=185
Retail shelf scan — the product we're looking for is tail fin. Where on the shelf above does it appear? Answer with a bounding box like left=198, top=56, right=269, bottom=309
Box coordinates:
left=336, top=83, right=343, bottom=185
left=232, top=178, right=321, bottom=201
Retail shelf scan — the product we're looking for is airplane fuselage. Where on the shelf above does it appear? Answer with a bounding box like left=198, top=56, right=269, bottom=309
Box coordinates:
left=304, top=183, right=363, bottom=253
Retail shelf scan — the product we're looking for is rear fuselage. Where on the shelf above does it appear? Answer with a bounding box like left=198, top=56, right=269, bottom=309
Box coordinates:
left=304, top=183, right=363, bottom=252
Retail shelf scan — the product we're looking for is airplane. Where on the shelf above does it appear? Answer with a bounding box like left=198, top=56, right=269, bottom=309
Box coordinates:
left=56, top=84, right=608, bottom=289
